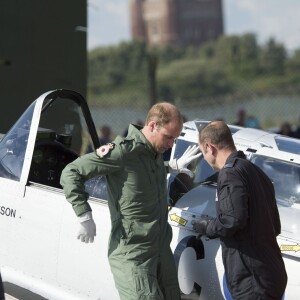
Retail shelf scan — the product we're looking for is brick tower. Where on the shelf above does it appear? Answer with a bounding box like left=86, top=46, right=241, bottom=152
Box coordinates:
left=130, top=0, right=223, bottom=47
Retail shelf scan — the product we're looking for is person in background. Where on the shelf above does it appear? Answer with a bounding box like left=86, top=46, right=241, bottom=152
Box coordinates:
left=277, top=121, right=295, bottom=137
left=192, top=120, right=287, bottom=299
left=86, top=125, right=113, bottom=153
left=61, top=102, right=200, bottom=300
left=245, top=115, right=260, bottom=128
left=99, top=125, right=113, bottom=145
left=293, top=114, right=300, bottom=138
left=233, top=108, right=246, bottom=127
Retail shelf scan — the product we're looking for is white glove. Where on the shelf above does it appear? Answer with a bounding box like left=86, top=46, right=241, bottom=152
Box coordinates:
left=77, top=211, right=96, bottom=243
left=169, top=145, right=201, bottom=177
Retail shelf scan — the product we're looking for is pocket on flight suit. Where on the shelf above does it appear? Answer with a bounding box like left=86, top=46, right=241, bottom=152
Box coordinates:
left=109, top=218, right=133, bottom=255
left=132, top=267, right=163, bottom=300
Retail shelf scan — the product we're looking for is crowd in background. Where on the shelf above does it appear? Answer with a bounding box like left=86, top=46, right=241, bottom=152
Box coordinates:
left=92, top=107, right=300, bottom=150
left=232, top=108, right=300, bottom=138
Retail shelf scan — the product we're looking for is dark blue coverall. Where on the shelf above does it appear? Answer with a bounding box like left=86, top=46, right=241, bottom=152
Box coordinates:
left=206, top=151, right=287, bottom=299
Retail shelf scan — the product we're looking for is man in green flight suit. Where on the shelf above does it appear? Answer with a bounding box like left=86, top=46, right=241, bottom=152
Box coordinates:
left=60, top=102, right=200, bottom=300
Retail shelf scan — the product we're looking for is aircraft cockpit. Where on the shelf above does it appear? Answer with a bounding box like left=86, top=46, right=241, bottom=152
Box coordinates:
left=28, top=127, right=78, bottom=188
left=0, top=90, right=107, bottom=195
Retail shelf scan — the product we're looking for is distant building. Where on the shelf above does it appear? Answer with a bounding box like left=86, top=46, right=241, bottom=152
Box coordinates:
left=130, top=0, right=223, bottom=47
left=0, top=0, right=87, bottom=133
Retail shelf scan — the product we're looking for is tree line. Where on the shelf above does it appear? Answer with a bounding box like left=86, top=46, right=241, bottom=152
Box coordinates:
left=88, top=33, right=300, bottom=106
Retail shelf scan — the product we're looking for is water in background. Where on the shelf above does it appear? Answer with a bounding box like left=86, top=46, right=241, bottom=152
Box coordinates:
left=90, top=95, right=300, bottom=137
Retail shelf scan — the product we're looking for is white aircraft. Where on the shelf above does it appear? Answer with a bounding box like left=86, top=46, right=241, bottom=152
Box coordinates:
left=169, top=120, right=300, bottom=300
left=0, top=90, right=298, bottom=299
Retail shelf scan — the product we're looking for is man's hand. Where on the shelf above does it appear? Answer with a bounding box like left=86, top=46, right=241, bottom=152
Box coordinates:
left=192, top=216, right=211, bottom=236
left=77, top=211, right=96, bottom=243
left=169, top=145, right=201, bottom=177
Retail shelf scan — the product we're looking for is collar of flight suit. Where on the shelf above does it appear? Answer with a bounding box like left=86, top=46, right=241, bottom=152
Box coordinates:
left=127, top=123, right=157, bottom=158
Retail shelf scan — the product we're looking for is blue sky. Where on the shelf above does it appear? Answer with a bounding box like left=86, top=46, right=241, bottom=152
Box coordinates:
left=87, top=0, right=300, bottom=53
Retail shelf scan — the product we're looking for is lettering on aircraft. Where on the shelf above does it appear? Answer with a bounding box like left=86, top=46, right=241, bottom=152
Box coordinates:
left=0, top=206, right=16, bottom=218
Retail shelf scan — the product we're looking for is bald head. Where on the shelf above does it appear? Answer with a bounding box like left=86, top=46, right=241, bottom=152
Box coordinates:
left=199, top=121, right=236, bottom=151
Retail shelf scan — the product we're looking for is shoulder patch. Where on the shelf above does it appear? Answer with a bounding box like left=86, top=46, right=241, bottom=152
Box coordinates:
left=96, top=143, right=115, bottom=158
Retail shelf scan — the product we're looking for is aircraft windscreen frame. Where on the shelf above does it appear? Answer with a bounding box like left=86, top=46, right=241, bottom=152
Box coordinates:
left=0, top=101, right=35, bottom=181
left=38, top=96, right=85, bottom=154
left=38, top=94, right=108, bottom=199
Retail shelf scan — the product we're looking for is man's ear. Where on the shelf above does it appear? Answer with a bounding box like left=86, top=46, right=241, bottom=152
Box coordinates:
left=148, top=120, right=156, bottom=133
left=210, top=144, right=218, bottom=156
left=206, top=143, right=215, bottom=154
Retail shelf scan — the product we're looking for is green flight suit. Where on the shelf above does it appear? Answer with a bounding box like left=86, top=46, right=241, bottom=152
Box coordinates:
left=60, top=124, right=180, bottom=300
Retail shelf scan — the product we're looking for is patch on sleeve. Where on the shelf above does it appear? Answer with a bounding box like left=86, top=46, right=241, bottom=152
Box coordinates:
left=96, top=143, right=115, bottom=158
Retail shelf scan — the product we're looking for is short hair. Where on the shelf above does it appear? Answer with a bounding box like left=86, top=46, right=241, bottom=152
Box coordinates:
left=199, top=121, right=235, bottom=150
left=145, top=102, right=183, bottom=128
